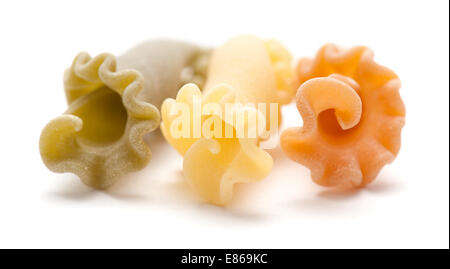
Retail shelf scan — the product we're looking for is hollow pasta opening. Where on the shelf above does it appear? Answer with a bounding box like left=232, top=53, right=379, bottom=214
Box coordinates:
left=317, top=109, right=361, bottom=145
left=69, top=86, right=128, bottom=146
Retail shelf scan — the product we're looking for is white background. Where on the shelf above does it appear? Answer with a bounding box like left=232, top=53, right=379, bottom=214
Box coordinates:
left=0, top=0, right=448, bottom=248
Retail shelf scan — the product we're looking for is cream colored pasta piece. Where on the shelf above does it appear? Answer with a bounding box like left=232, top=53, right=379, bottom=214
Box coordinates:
left=161, top=35, right=297, bottom=205
left=280, top=44, right=405, bottom=187
left=40, top=40, right=209, bottom=188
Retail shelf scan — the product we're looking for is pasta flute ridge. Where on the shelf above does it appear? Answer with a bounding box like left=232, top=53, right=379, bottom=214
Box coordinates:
left=40, top=40, right=209, bottom=189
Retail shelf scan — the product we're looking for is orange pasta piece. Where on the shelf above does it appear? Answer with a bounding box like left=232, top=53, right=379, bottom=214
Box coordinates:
left=281, top=44, right=405, bottom=187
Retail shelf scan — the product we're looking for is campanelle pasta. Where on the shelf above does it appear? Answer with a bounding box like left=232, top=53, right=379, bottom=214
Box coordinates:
left=40, top=40, right=209, bottom=188
left=280, top=44, right=405, bottom=187
left=161, top=35, right=296, bottom=205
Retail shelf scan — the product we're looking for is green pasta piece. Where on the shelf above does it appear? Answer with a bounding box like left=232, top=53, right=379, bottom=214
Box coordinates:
left=40, top=40, right=210, bottom=188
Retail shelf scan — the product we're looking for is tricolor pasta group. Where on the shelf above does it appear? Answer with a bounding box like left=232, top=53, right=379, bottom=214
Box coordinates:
left=39, top=36, right=405, bottom=206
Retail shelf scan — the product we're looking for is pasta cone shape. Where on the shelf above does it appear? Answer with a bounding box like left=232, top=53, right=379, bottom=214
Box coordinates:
left=40, top=40, right=209, bottom=188
left=161, top=35, right=296, bottom=205
left=281, top=45, right=405, bottom=187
